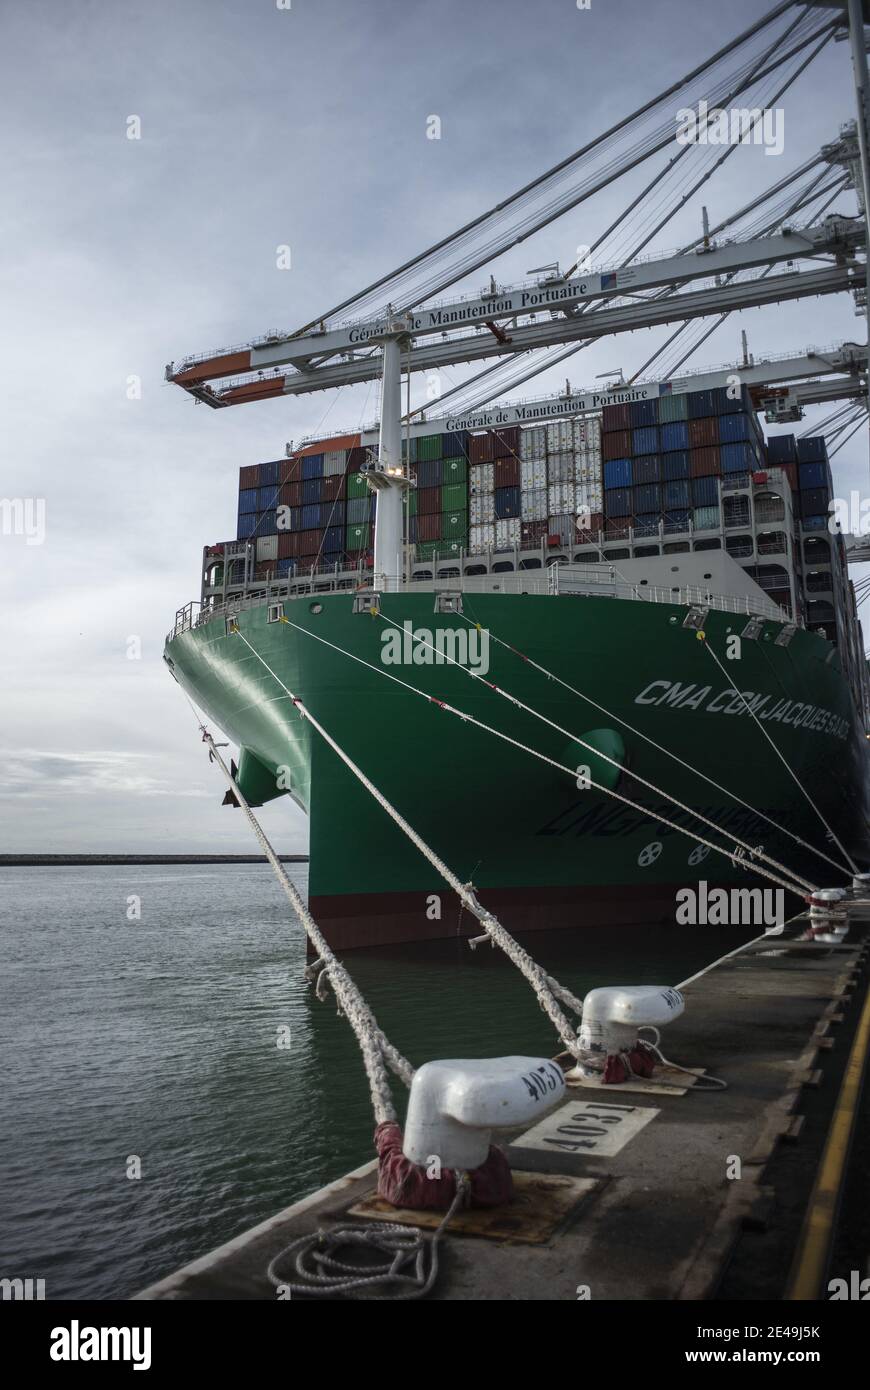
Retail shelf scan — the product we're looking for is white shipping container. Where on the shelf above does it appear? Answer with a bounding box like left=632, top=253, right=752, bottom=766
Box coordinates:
left=548, top=481, right=576, bottom=514
left=323, top=450, right=346, bottom=476
left=256, top=534, right=279, bottom=562
left=576, top=485, right=603, bottom=513
left=574, top=416, right=602, bottom=454
left=520, top=459, right=547, bottom=491
left=469, top=462, right=494, bottom=494
left=546, top=420, right=574, bottom=453
left=495, top=517, right=521, bottom=548
left=520, top=425, right=547, bottom=460
left=521, top=486, right=548, bottom=521
left=547, top=451, right=573, bottom=483
left=470, top=493, right=495, bottom=525
left=469, top=522, right=495, bottom=552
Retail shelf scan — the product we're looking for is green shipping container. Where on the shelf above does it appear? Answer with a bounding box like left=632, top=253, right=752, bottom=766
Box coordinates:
left=347, top=472, right=370, bottom=499
left=416, top=434, right=442, bottom=462
left=658, top=393, right=689, bottom=423
left=442, top=510, right=468, bottom=536
left=442, top=455, right=467, bottom=483
left=346, top=523, right=371, bottom=550
left=693, top=505, right=720, bottom=530
left=400, top=437, right=418, bottom=463
left=405, top=488, right=418, bottom=516
left=441, top=482, right=467, bottom=512
left=416, top=540, right=441, bottom=561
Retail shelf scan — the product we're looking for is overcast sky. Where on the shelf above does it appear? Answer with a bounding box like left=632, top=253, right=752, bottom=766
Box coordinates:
left=2, top=0, right=867, bottom=853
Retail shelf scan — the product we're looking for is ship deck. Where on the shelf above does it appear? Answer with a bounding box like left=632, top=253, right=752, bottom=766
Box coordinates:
left=136, top=901, right=870, bottom=1302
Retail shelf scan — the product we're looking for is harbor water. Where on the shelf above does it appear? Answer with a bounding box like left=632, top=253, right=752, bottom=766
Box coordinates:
left=0, top=864, right=749, bottom=1299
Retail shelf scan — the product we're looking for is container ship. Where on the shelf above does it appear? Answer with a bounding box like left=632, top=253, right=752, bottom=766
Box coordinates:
left=165, top=374, right=870, bottom=948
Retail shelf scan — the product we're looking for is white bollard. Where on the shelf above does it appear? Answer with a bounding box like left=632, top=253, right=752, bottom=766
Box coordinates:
left=402, top=1056, right=566, bottom=1171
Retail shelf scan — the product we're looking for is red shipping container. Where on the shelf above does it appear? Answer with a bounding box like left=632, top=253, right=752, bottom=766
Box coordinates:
left=417, top=512, right=442, bottom=542
left=281, top=479, right=303, bottom=507
left=418, top=485, right=442, bottom=515
left=469, top=433, right=494, bottom=463
left=280, top=456, right=304, bottom=485
left=521, top=519, right=547, bottom=543
left=605, top=516, right=630, bottom=538
left=690, top=447, right=720, bottom=477
left=602, top=403, right=631, bottom=433
left=321, top=474, right=344, bottom=502
left=602, top=430, right=631, bottom=461
left=780, top=462, right=798, bottom=491
left=240, top=464, right=259, bottom=489
left=348, top=447, right=367, bottom=471
left=491, top=426, right=520, bottom=459
left=278, top=532, right=301, bottom=559
left=688, top=417, right=718, bottom=448
left=493, top=456, right=520, bottom=488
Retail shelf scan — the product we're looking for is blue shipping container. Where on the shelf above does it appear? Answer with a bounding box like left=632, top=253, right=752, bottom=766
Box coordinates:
left=258, top=459, right=280, bottom=487
left=633, top=454, right=661, bottom=485
left=494, top=485, right=521, bottom=519
left=347, top=497, right=370, bottom=524
left=634, top=483, right=662, bottom=512
left=802, top=515, right=829, bottom=532
left=302, top=453, right=324, bottom=479
left=799, top=462, right=828, bottom=490
left=442, top=431, right=468, bottom=457
left=301, top=504, right=320, bottom=529
left=277, top=558, right=295, bottom=577
left=236, top=511, right=257, bottom=540
left=417, top=458, right=443, bottom=489
left=688, top=390, right=716, bottom=418
left=801, top=487, right=831, bottom=516
left=629, top=399, right=658, bottom=427
left=721, top=442, right=757, bottom=473
left=664, top=479, right=689, bottom=508
left=797, top=436, right=828, bottom=464
left=302, top=478, right=322, bottom=505
left=767, top=434, right=797, bottom=464
left=633, top=426, right=658, bottom=456
left=634, top=512, right=661, bottom=537
left=718, top=414, right=754, bottom=444
left=257, top=485, right=279, bottom=510
left=325, top=525, right=344, bottom=551
left=662, top=450, right=690, bottom=480
left=603, top=458, right=632, bottom=489
left=711, top=385, right=749, bottom=415
left=605, top=487, right=631, bottom=515
left=258, top=510, right=278, bottom=537
left=238, top=487, right=258, bottom=512
left=692, top=476, right=719, bottom=506
left=664, top=508, right=691, bottom=528
left=660, top=421, right=689, bottom=452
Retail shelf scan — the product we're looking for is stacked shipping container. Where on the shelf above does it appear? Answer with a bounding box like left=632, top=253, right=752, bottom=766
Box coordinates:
left=600, top=384, right=765, bottom=538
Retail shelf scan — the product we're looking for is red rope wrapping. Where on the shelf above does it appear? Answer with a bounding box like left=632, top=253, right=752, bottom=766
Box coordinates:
left=375, top=1122, right=513, bottom=1211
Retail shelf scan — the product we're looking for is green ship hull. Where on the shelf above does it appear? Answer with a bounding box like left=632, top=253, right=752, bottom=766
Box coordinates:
left=165, top=590, right=870, bottom=948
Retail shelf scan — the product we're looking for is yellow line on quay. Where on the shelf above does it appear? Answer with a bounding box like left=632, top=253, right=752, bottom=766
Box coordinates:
left=785, top=968, right=870, bottom=1301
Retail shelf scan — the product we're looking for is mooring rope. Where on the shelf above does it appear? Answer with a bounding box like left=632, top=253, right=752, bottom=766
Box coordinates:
left=375, top=613, right=816, bottom=897
left=186, top=702, right=414, bottom=1122
left=456, top=607, right=851, bottom=880
left=273, top=618, right=808, bottom=899
left=701, top=636, right=859, bottom=875
left=265, top=1173, right=469, bottom=1301
left=231, top=626, right=586, bottom=1055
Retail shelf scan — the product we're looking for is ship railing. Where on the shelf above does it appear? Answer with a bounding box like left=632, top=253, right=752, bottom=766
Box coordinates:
left=168, top=601, right=201, bottom=640
left=173, top=565, right=787, bottom=642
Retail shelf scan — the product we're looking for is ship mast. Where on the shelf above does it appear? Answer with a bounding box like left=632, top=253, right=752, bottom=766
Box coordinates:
left=844, top=0, right=870, bottom=357
left=370, top=315, right=411, bottom=589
